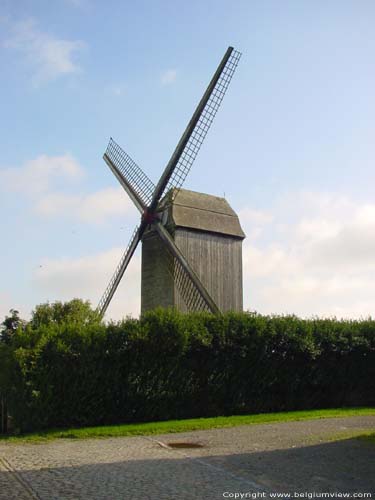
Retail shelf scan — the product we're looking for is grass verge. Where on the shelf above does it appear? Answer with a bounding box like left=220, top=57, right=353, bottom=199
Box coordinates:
left=357, top=431, right=375, bottom=444
left=1, top=407, right=374, bottom=444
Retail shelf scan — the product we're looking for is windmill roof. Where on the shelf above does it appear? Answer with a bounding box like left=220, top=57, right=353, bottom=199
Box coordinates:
left=161, top=189, right=245, bottom=239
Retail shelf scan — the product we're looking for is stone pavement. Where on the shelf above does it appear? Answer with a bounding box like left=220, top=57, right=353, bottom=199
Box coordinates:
left=0, top=416, right=374, bottom=500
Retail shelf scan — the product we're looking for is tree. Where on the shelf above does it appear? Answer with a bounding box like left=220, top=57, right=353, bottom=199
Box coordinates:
left=0, top=309, right=24, bottom=433
left=0, top=309, right=24, bottom=344
left=30, top=299, right=101, bottom=328
left=0, top=343, right=13, bottom=433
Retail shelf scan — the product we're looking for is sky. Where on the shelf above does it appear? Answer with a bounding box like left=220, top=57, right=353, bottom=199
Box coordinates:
left=1, top=0, right=374, bottom=321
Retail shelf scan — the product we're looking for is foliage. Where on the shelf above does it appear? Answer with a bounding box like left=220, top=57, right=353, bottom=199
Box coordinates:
left=2, top=307, right=375, bottom=432
left=0, top=309, right=24, bottom=344
left=0, top=309, right=27, bottom=432
left=0, top=343, right=14, bottom=396
left=29, top=299, right=101, bottom=329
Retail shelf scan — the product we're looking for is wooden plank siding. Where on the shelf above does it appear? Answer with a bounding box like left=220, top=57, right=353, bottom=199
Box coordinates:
left=174, top=229, right=243, bottom=312
left=141, top=232, right=174, bottom=313
left=141, top=228, right=243, bottom=313
left=141, top=189, right=245, bottom=314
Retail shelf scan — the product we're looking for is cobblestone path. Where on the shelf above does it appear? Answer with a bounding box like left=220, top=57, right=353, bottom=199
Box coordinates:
left=0, top=416, right=374, bottom=499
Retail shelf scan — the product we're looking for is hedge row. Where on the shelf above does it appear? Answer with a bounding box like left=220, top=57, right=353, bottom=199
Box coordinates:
left=3, top=309, right=375, bottom=431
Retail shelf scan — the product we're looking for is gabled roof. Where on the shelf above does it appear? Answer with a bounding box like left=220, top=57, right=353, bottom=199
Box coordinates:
left=160, top=189, right=245, bottom=239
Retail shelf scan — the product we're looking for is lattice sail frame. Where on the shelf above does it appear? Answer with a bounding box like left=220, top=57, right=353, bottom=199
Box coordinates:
left=97, top=225, right=140, bottom=316
left=105, top=138, right=155, bottom=208
left=160, top=242, right=211, bottom=313
left=173, top=256, right=211, bottom=312
left=161, top=49, right=241, bottom=200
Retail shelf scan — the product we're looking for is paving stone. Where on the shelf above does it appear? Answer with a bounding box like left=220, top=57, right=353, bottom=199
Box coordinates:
left=0, top=416, right=373, bottom=499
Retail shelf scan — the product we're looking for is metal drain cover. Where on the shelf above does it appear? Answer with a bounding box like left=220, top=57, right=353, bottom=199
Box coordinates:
left=165, top=442, right=204, bottom=449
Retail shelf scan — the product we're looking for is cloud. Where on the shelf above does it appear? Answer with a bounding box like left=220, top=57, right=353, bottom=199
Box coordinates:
left=238, top=207, right=273, bottom=239
left=1, top=153, right=135, bottom=225
left=306, top=223, right=375, bottom=271
left=11, top=176, right=375, bottom=321
left=33, top=246, right=141, bottom=319
left=161, top=69, right=177, bottom=85
left=36, top=187, right=133, bottom=223
left=3, top=19, right=85, bottom=85
left=0, top=154, right=83, bottom=195
left=107, top=83, right=126, bottom=96
left=241, top=191, right=375, bottom=319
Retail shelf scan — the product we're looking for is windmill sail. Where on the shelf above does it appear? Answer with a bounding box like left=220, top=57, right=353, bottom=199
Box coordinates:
left=97, top=225, right=142, bottom=317
left=160, top=242, right=212, bottom=312
left=149, top=47, right=241, bottom=210
left=104, top=138, right=155, bottom=211
left=154, top=223, right=220, bottom=314
left=173, top=255, right=212, bottom=312
left=161, top=48, right=241, bottom=200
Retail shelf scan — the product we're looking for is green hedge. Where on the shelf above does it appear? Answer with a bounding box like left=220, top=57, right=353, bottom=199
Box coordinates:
left=4, top=309, right=375, bottom=431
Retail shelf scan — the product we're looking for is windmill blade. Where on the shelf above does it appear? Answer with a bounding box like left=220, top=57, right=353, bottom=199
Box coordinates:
left=149, top=47, right=241, bottom=211
left=154, top=222, right=220, bottom=314
left=104, top=138, right=155, bottom=213
left=97, top=225, right=142, bottom=317
left=173, top=254, right=212, bottom=313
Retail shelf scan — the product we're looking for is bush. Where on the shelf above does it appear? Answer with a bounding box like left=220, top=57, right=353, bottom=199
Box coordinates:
left=3, top=308, right=375, bottom=432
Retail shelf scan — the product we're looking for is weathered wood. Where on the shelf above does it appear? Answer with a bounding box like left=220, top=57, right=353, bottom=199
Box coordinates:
left=174, top=230, right=243, bottom=312
left=141, top=231, right=174, bottom=312
left=141, top=189, right=245, bottom=314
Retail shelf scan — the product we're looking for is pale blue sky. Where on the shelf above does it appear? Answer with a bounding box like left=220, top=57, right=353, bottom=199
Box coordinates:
left=1, top=0, right=374, bottom=320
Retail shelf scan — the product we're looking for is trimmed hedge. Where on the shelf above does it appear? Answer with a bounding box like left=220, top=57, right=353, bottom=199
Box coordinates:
left=4, top=309, right=375, bottom=432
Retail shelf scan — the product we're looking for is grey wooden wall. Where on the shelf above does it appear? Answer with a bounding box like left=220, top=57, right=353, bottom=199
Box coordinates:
left=174, top=229, right=243, bottom=312
left=141, top=228, right=243, bottom=313
left=141, top=232, right=174, bottom=313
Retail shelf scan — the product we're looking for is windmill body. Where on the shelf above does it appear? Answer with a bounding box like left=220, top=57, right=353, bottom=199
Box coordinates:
left=96, top=47, right=242, bottom=318
left=141, top=189, right=245, bottom=313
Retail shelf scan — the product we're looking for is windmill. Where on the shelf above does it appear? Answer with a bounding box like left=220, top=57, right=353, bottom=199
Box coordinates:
left=97, top=47, right=243, bottom=318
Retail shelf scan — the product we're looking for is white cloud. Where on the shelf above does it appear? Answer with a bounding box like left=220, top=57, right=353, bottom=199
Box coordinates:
left=3, top=19, right=85, bottom=85
left=1, top=153, right=136, bottom=224
left=33, top=246, right=141, bottom=319
left=241, top=191, right=375, bottom=319
left=35, top=189, right=373, bottom=322
left=0, top=154, right=83, bottom=195
left=239, top=208, right=274, bottom=226
left=306, top=223, right=375, bottom=272
left=107, top=83, right=126, bottom=96
left=161, top=69, right=177, bottom=85
left=10, top=179, right=375, bottom=321
left=238, top=207, right=273, bottom=239
left=243, top=244, right=291, bottom=278
left=36, top=187, right=133, bottom=223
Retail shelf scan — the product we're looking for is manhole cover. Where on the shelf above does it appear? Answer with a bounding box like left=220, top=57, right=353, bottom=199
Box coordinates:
left=166, top=442, right=204, bottom=449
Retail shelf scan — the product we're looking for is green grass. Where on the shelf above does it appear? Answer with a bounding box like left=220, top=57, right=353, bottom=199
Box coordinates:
left=1, top=407, right=374, bottom=444
left=306, top=428, right=375, bottom=445
left=357, top=431, right=375, bottom=444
